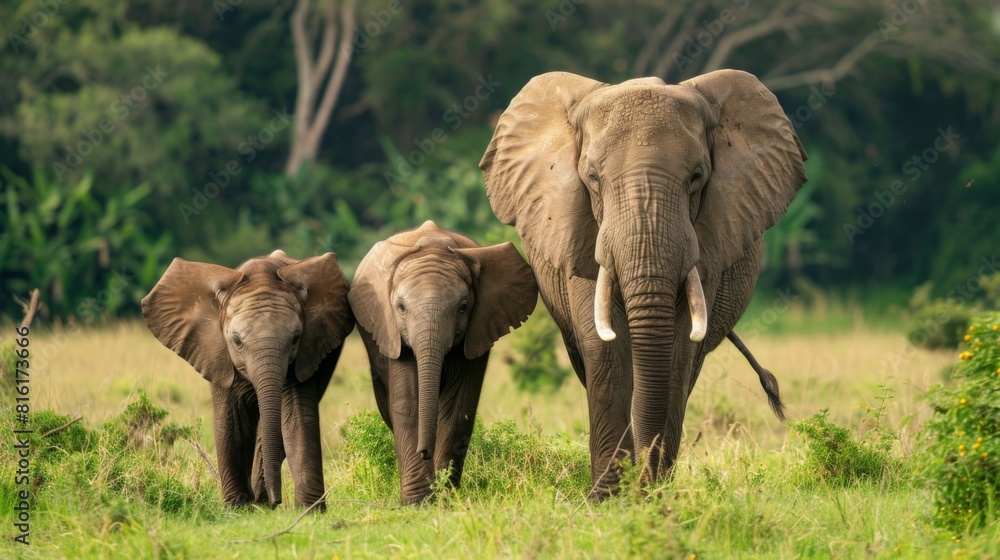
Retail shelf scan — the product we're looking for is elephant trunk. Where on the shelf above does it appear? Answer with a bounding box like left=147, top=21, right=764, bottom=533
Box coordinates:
left=600, top=169, right=704, bottom=481
left=250, top=356, right=287, bottom=508
left=413, top=322, right=449, bottom=463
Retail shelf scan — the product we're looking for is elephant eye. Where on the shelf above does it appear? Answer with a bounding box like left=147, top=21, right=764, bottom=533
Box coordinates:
left=232, top=334, right=243, bottom=348
left=396, top=302, right=406, bottom=314
left=292, top=332, right=301, bottom=344
left=458, top=301, right=469, bottom=315
left=587, top=171, right=600, bottom=184
left=691, top=169, right=704, bottom=183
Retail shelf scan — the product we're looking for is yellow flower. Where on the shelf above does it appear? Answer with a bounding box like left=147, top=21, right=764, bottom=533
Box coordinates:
left=960, top=398, right=967, bottom=405
left=959, top=444, right=966, bottom=451
left=959, top=351, right=973, bottom=360
left=855, top=404, right=862, bottom=409
left=964, top=334, right=972, bottom=341
left=973, top=442, right=981, bottom=450
left=969, top=326, right=976, bottom=332
left=960, top=452, right=967, bottom=457
left=993, top=325, right=998, bottom=331
left=978, top=437, right=984, bottom=442
left=984, top=452, right=989, bottom=458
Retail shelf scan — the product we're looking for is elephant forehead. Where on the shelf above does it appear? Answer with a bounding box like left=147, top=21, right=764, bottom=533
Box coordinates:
left=394, top=253, right=472, bottom=289
left=225, top=279, right=301, bottom=319
left=587, top=86, right=706, bottom=130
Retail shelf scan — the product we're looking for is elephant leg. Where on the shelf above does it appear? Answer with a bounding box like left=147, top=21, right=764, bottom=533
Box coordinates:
left=279, top=347, right=339, bottom=510
left=386, top=353, right=435, bottom=504
left=566, top=275, right=633, bottom=501
left=211, top=378, right=259, bottom=506
left=432, top=350, right=489, bottom=488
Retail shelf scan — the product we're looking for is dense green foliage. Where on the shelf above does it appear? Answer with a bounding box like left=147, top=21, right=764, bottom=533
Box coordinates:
left=793, top=405, right=900, bottom=487
left=923, top=313, right=1000, bottom=530
left=1, top=1, right=999, bottom=322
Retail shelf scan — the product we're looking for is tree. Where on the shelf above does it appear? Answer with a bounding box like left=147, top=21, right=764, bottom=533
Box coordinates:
left=285, top=0, right=356, bottom=175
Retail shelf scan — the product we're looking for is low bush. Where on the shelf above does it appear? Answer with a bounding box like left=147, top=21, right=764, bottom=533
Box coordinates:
left=0, top=391, right=217, bottom=531
left=922, top=312, right=1000, bottom=530
left=792, top=404, right=900, bottom=487
left=504, top=307, right=574, bottom=393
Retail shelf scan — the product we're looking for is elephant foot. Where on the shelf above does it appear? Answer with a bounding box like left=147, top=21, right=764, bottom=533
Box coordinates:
left=586, top=481, right=622, bottom=503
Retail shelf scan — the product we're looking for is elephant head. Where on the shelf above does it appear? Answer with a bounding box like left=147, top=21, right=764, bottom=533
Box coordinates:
left=350, top=221, right=537, bottom=463
left=141, top=250, right=354, bottom=507
left=480, top=70, right=807, bottom=467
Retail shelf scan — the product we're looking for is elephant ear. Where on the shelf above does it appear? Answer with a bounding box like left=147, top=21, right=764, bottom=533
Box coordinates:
left=141, top=258, right=244, bottom=388
left=480, top=72, right=607, bottom=278
left=349, top=241, right=418, bottom=360
left=453, top=242, right=538, bottom=359
left=276, top=253, right=354, bottom=383
left=680, top=69, right=808, bottom=278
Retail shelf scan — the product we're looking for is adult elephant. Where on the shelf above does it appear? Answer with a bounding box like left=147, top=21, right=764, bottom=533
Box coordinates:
left=142, top=251, right=354, bottom=509
left=480, top=70, right=807, bottom=499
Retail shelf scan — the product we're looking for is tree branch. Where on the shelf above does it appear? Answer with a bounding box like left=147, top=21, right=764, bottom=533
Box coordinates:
left=652, top=6, right=705, bottom=81
left=633, top=4, right=684, bottom=77
left=702, top=6, right=814, bottom=73
left=762, top=31, right=883, bottom=91
left=304, top=0, right=355, bottom=150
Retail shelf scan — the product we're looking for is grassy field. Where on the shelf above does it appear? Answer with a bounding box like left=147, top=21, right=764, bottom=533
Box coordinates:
left=2, top=312, right=999, bottom=559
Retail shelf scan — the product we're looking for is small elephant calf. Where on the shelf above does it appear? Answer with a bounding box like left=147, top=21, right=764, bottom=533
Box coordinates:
left=350, top=221, right=538, bottom=504
left=142, top=250, right=354, bottom=509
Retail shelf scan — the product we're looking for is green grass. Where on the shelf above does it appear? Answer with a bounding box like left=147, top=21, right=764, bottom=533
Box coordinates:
left=3, top=321, right=998, bottom=558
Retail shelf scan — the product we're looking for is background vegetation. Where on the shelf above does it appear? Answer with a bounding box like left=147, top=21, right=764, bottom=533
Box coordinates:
left=2, top=0, right=999, bottom=321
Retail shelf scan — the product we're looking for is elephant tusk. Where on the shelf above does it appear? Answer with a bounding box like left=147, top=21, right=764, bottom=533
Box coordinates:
left=687, top=267, right=707, bottom=342
left=594, top=266, right=617, bottom=342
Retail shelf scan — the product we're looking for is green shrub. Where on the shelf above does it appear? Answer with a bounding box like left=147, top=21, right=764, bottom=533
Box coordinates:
left=906, top=283, right=977, bottom=349
left=922, top=312, right=1000, bottom=529
left=792, top=407, right=900, bottom=486
left=505, top=307, right=573, bottom=393
left=341, top=410, right=399, bottom=492
left=0, top=391, right=217, bottom=526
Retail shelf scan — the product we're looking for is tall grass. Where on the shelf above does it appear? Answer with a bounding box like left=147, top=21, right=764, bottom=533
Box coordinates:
left=3, top=319, right=997, bottom=558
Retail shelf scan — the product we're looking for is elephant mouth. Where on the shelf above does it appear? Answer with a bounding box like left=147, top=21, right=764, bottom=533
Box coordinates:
left=594, top=265, right=707, bottom=342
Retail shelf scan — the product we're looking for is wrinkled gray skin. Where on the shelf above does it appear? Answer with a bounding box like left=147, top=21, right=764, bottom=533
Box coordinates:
left=480, top=70, right=807, bottom=500
left=142, top=250, right=354, bottom=509
left=350, top=221, right=537, bottom=504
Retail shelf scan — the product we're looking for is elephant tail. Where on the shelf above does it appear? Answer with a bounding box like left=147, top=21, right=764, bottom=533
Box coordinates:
left=727, top=331, right=786, bottom=421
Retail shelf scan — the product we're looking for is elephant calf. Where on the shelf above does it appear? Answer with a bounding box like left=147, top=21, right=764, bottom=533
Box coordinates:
left=142, top=250, right=354, bottom=509
left=350, top=221, right=538, bottom=504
